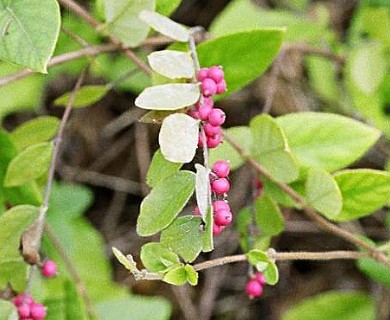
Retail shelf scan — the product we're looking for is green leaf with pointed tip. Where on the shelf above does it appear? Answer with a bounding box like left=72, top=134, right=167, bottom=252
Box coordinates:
left=4, top=142, right=53, bottom=187
left=305, top=168, right=342, bottom=220
left=147, top=149, right=183, bottom=187
left=140, top=243, right=181, bottom=273
left=281, top=291, right=375, bottom=320
left=334, top=169, right=390, bottom=221
left=161, top=216, right=203, bottom=263
left=197, top=29, right=283, bottom=97
left=137, top=171, right=195, bottom=236
left=263, top=260, right=278, bottom=285
left=0, top=299, right=18, bottom=320
left=10, top=116, right=59, bottom=151
left=255, top=195, right=285, bottom=236
left=54, top=85, right=109, bottom=109
left=250, top=114, right=298, bottom=183
left=0, top=0, right=60, bottom=72
left=184, top=265, right=198, bottom=286
left=277, top=112, right=381, bottom=171
left=103, top=0, right=154, bottom=47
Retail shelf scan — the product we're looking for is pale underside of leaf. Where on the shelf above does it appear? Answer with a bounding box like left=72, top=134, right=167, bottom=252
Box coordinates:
left=148, top=50, right=195, bottom=79
left=195, top=164, right=211, bottom=222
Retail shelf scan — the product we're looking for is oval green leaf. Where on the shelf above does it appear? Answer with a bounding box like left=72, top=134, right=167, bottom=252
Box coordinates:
left=263, top=260, right=279, bottom=285
left=54, top=85, right=108, bottom=108
left=140, top=243, right=181, bottom=273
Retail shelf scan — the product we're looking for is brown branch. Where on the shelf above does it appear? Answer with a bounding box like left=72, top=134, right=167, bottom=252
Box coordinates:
left=224, top=133, right=390, bottom=269
left=283, top=43, right=346, bottom=64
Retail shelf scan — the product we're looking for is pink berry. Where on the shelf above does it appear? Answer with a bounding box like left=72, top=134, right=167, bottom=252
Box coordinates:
left=206, top=133, right=222, bottom=148
left=211, top=178, right=230, bottom=194
left=214, top=209, right=232, bottom=226
left=208, top=109, right=226, bottom=126
left=187, top=109, right=200, bottom=120
left=255, top=273, right=267, bottom=286
left=213, top=200, right=230, bottom=212
left=42, top=260, right=57, bottom=278
left=203, top=123, right=221, bottom=137
left=245, top=279, right=263, bottom=299
left=13, top=294, right=33, bottom=307
left=201, top=78, right=217, bottom=97
left=212, top=223, right=225, bottom=236
left=193, top=206, right=201, bottom=216
left=197, top=102, right=213, bottom=121
left=208, top=66, right=224, bottom=83
left=18, top=304, right=31, bottom=318
left=30, top=303, right=47, bottom=320
left=216, top=79, right=227, bottom=94
left=198, top=134, right=205, bottom=148
left=212, top=160, right=230, bottom=178
left=197, top=68, right=209, bottom=81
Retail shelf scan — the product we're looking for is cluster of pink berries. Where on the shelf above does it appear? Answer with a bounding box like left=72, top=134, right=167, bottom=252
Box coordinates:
left=12, top=260, right=57, bottom=319
left=245, top=272, right=267, bottom=299
left=187, top=66, right=227, bottom=149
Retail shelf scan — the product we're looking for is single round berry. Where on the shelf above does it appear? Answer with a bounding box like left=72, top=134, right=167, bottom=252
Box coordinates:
left=201, top=78, right=217, bottom=97
left=197, top=102, right=213, bottom=121
left=212, top=160, right=230, bottom=178
left=42, top=260, right=57, bottom=278
left=255, top=273, right=267, bottom=286
left=214, top=209, right=232, bottom=226
left=212, top=223, right=225, bottom=236
left=18, top=304, right=31, bottom=318
left=203, top=123, right=221, bottom=137
left=30, top=303, right=46, bottom=320
left=213, top=200, right=230, bottom=212
left=193, top=206, right=201, bottom=216
left=206, top=133, right=222, bottom=149
left=245, top=279, right=263, bottom=299
left=216, top=79, right=227, bottom=94
left=211, top=178, right=230, bottom=194
left=197, top=68, right=209, bottom=81
left=208, top=66, right=224, bottom=83
left=208, top=109, right=226, bottom=126
left=187, top=109, right=200, bottom=120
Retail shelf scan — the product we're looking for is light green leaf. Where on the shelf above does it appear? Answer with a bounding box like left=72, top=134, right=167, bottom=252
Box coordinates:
left=194, top=164, right=211, bottom=221
left=136, top=83, right=200, bottom=110
left=263, top=260, right=279, bottom=285
left=0, top=299, right=18, bottom=320
left=112, top=247, right=138, bottom=273
left=103, top=0, right=154, bottom=47
left=262, top=178, right=298, bottom=208
left=247, top=250, right=269, bottom=272
left=0, top=0, right=60, bottom=72
left=161, top=215, right=203, bottom=263
left=210, top=126, right=252, bottom=170
left=334, top=169, right=390, bottom=221
left=159, top=113, right=199, bottom=163
left=4, top=142, right=53, bottom=187
left=358, top=257, right=390, bottom=289
left=201, top=205, right=214, bottom=253
left=197, top=29, right=283, bottom=97
left=147, top=149, right=183, bottom=187
left=163, top=266, right=187, bottom=285
left=140, top=110, right=179, bottom=124
left=137, top=171, right=195, bottom=236
left=306, top=168, right=342, bottom=220
left=156, top=0, right=181, bottom=16
left=139, top=10, right=189, bottom=42
left=140, top=243, right=181, bottom=273
left=10, top=116, right=59, bottom=151
left=250, top=114, right=298, bottom=183
left=255, top=195, right=285, bottom=236
left=54, top=85, right=109, bottom=108
left=184, top=265, right=198, bottom=286
left=281, top=291, right=375, bottom=320
left=277, top=112, right=381, bottom=171
left=148, top=50, right=194, bottom=79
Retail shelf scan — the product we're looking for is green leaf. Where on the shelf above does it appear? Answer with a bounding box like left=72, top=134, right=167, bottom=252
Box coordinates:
left=358, top=257, right=390, bottom=289
left=255, top=195, right=285, bottom=236
left=197, top=30, right=284, bottom=97
left=194, top=164, right=211, bottom=221
left=281, top=291, right=375, bottom=320
left=135, top=84, right=200, bottom=110
left=0, top=0, right=60, bottom=72
left=137, top=171, right=195, bottom=236
left=160, top=215, right=203, bottom=263
left=156, top=0, right=181, bottom=16
left=184, top=265, right=198, bottom=286
left=247, top=249, right=269, bottom=272
left=333, top=169, right=390, bottom=221
left=159, top=114, right=199, bottom=163
left=4, top=142, right=53, bottom=187
left=0, top=299, right=18, bottom=320
left=10, top=116, right=59, bottom=151
left=305, top=168, right=342, bottom=220
left=54, top=85, right=109, bottom=108
left=277, top=112, right=381, bottom=171
left=163, top=266, right=187, bottom=285
left=262, top=178, right=298, bottom=208
left=103, top=0, right=154, bottom=47
left=209, top=126, right=252, bottom=170
left=263, top=260, right=279, bottom=285
left=148, top=50, right=194, bottom=79
left=250, top=114, right=298, bottom=183
left=140, top=110, right=179, bottom=124
left=201, top=205, right=214, bottom=252
left=139, top=10, right=189, bottom=42
left=140, top=243, right=181, bottom=273
left=147, top=149, right=183, bottom=187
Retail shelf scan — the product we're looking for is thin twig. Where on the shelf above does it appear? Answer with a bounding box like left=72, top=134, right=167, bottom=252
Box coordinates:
left=283, top=43, right=346, bottom=64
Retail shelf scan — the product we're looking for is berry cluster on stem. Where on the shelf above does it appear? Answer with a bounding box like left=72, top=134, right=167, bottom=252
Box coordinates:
left=245, top=272, right=267, bottom=299
left=13, top=294, right=47, bottom=320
